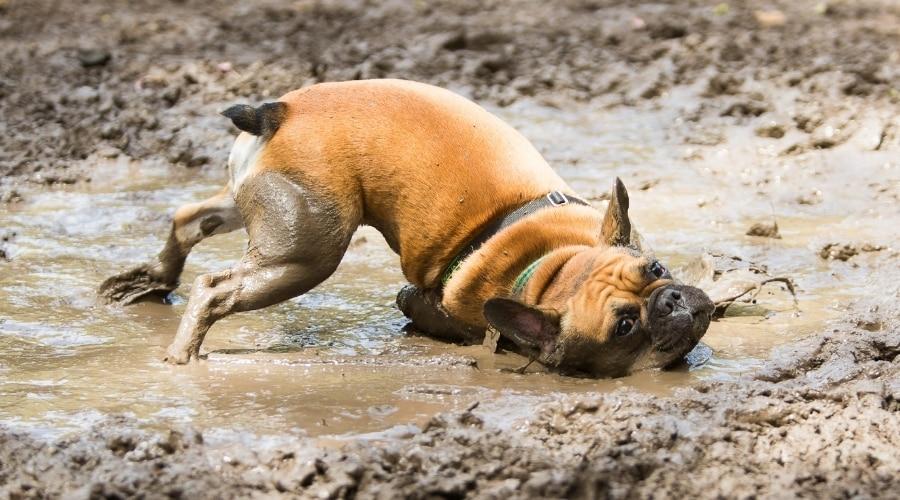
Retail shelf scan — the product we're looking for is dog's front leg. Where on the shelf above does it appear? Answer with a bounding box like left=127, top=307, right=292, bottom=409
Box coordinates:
left=99, top=186, right=243, bottom=304
left=396, top=285, right=484, bottom=344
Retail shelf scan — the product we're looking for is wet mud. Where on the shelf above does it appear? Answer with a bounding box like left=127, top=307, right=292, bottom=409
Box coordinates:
left=4, top=315, right=899, bottom=499
left=1, top=0, right=899, bottom=497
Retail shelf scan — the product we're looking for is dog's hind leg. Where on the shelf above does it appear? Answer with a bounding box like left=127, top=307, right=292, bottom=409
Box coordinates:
left=99, top=185, right=243, bottom=304
left=163, top=171, right=356, bottom=364
left=163, top=255, right=341, bottom=363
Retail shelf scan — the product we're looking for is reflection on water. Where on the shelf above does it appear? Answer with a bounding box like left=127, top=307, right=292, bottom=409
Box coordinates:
left=1, top=99, right=890, bottom=441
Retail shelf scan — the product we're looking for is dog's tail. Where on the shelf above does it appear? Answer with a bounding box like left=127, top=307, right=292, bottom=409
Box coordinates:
left=221, top=102, right=287, bottom=140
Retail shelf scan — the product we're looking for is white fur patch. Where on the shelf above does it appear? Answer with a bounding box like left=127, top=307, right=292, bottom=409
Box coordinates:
left=228, top=133, right=264, bottom=193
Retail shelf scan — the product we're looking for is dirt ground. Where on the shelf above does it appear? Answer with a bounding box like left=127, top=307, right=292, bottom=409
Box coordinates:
left=1, top=0, right=899, bottom=498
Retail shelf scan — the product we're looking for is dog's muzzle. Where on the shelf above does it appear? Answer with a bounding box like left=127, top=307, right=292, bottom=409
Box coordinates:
left=647, top=284, right=714, bottom=354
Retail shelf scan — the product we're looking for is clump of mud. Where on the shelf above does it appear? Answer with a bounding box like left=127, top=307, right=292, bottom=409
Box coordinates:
left=0, top=231, right=14, bottom=261
left=819, top=242, right=886, bottom=261
left=746, top=220, right=781, bottom=239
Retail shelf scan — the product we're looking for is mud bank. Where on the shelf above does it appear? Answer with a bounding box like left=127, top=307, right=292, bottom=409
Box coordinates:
left=1, top=0, right=898, bottom=190
left=2, top=299, right=898, bottom=498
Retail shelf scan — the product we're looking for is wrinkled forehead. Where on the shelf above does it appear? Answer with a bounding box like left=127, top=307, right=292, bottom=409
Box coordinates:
left=583, top=247, right=656, bottom=296
left=565, top=247, right=663, bottom=338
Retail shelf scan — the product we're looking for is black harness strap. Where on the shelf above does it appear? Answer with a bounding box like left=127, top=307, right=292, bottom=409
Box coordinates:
left=440, top=191, right=590, bottom=286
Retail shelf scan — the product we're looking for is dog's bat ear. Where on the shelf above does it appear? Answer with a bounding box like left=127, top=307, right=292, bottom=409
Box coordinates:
left=600, top=177, right=632, bottom=247
left=221, top=102, right=287, bottom=139
left=484, top=298, right=561, bottom=363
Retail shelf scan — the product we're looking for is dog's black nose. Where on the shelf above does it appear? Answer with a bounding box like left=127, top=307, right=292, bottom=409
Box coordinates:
left=657, top=288, right=682, bottom=316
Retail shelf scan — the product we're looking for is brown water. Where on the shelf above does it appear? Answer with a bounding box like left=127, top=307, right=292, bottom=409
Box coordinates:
left=1, top=99, right=893, bottom=440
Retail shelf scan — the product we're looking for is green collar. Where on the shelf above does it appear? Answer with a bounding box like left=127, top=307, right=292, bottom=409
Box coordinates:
left=512, top=257, right=546, bottom=296
left=441, top=254, right=464, bottom=286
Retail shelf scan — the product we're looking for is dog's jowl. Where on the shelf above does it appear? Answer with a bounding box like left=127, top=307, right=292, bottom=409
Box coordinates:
left=99, top=79, right=713, bottom=376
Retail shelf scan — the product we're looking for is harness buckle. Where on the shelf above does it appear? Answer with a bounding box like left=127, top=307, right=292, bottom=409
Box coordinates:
left=547, top=191, right=569, bottom=206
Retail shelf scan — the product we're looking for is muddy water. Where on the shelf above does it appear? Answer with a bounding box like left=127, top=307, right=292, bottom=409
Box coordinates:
left=0, top=99, right=890, bottom=440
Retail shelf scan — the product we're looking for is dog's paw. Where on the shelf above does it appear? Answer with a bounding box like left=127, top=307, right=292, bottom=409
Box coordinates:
left=395, top=285, right=422, bottom=317
left=98, top=264, right=176, bottom=305
left=162, top=344, right=193, bottom=365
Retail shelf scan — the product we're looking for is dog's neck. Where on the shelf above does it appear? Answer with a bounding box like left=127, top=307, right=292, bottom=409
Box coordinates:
left=515, top=245, right=591, bottom=307
left=441, top=204, right=603, bottom=326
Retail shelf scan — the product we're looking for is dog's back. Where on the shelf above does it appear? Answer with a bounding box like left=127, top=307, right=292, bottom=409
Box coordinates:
left=252, top=79, right=574, bottom=286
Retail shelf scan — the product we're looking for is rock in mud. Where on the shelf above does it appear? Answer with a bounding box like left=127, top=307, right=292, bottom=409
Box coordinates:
left=703, top=74, right=743, bottom=96
left=718, top=40, right=744, bottom=62
left=796, top=190, right=824, bottom=205
left=76, top=48, right=111, bottom=68
left=754, top=9, right=787, bottom=28
left=721, top=98, right=769, bottom=118
left=754, top=123, right=786, bottom=139
left=0, top=189, right=23, bottom=204
left=0, top=230, right=15, bottom=261
left=746, top=220, right=781, bottom=239
left=647, top=21, right=687, bottom=40
left=819, top=242, right=885, bottom=261
left=810, top=123, right=852, bottom=149
left=820, top=243, right=858, bottom=261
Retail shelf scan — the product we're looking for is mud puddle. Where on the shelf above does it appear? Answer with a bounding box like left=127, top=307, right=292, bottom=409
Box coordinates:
left=0, top=98, right=886, bottom=442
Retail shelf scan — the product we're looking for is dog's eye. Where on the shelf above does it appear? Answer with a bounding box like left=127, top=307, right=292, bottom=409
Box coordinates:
left=614, top=317, right=636, bottom=337
left=649, top=260, right=667, bottom=279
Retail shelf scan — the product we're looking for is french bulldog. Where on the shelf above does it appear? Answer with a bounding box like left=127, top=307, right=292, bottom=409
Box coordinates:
left=99, top=79, right=713, bottom=376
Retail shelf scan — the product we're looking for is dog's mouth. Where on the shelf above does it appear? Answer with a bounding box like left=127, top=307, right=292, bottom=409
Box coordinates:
left=651, top=307, right=712, bottom=353
left=642, top=284, right=714, bottom=367
left=654, top=331, right=691, bottom=353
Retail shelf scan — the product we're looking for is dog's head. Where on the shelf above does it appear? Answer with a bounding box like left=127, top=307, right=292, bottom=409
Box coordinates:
left=484, top=179, right=714, bottom=378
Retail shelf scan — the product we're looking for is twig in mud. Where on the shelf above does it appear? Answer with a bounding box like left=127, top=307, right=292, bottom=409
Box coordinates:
left=713, top=276, right=799, bottom=319
left=752, top=277, right=797, bottom=306
left=514, top=358, right=536, bottom=374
